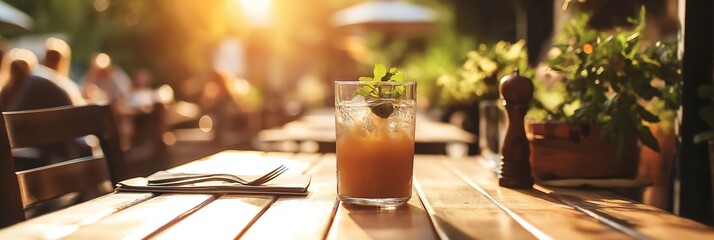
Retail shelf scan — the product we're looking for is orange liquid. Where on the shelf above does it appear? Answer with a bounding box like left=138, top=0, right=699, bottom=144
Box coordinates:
left=336, top=126, right=414, bottom=199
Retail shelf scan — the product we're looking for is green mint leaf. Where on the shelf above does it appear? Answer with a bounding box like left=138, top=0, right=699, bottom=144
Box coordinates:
left=390, top=72, right=405, bottom=82
left=358, top=76, right=373, bottom=82
left=358, top=86, right=376, bottom=97
left=373, top=63, right=387, bottom=81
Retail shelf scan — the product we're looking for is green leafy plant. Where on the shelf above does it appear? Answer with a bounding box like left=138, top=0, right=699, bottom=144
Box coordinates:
left=437, top=40, right=532, bottom=105
left=535, top=7, right=680, bottom=153
left=695, top=84, right=714, bottom=143
left=357, top=64, right=406, bottom=118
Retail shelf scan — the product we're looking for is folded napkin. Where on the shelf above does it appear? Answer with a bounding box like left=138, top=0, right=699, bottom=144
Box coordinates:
left=115, top=174, right=311, bottom=196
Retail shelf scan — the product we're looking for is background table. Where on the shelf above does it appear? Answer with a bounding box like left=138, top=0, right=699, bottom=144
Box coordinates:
left=1, top=150, right=712, bottom=239
left=257, top=108, right=475, bottom=154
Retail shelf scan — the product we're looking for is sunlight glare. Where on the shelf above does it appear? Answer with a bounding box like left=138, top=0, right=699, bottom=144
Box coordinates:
left=93, top=0, right=109, bottom=12
left=175, top=101, right=200, bottom=118
left=157, top=84, right=175, bottom=103
left=42, top=225, right=79, bottom=240
left=233, top=78, right=251, bottom=96
left=163, top=132, right=177, bottom=146
left=95, top=53, right=111, bottom=68
left=199, top=115, right=214, bottom=133
left=238, top=0, right=273, bottom=27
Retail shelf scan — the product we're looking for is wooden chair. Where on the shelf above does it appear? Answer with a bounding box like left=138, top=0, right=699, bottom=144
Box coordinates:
left=0, top=104, right=127, bottom=228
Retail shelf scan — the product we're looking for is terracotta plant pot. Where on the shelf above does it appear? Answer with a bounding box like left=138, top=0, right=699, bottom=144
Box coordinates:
left=526, top=122, right=639, bottom=180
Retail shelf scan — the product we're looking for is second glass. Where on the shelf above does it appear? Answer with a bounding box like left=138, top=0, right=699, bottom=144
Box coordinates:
left=334, top=81, right=416, bottom=207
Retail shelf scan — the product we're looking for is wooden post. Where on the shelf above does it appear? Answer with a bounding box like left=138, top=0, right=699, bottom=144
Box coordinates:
left=676, top=0, right=714, bottom=224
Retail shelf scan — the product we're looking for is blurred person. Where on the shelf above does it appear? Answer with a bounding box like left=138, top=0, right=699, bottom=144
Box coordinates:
left=34, top=37, right=86, bottom=105
left=0, top=49, right=94, bottom=217
left=81, top=53, right=134, bottom=149
left=126, top=68, right=156, bottom=113
left=0, top=49, right=84, bottom=170
left=0, top=42, right=6, bottom=76
left=199, top=67, right=247, bottom=145
left=81, top=53, right=131, bottom=103
left=122, top=68, right=160, bottom=151
left=82, top=53, right=139, bottom=150
left=0, top=48, right=73, bottom=111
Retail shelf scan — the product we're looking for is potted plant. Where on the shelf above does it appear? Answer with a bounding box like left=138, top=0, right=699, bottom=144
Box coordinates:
left=528, top=7, right=680, bottom=180
left=437, top=40, right=532, bottom=156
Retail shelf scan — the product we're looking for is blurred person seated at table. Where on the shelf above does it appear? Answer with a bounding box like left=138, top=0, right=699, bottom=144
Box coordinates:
left=81, top=53, right=134, bottom=149
left=0, top=48, right=73, bottom=111
left=33, top=37, right=86, bottom=105
left=126, top=68, right=157, bottom=113
left=0, top=48, right=87, bottom=169
left=81, top=53, right=130, bottom=104
left=123, top=68, right=161, bottom=148
left=198, top=67, right=251, bottom=145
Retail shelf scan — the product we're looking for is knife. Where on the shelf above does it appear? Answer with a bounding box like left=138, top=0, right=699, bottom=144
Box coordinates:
left=550, top=192, right=652, bottom=240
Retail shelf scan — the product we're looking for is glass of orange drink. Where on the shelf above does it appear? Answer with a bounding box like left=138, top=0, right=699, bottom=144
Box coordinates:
left=335, top=80, right=416, bottom=207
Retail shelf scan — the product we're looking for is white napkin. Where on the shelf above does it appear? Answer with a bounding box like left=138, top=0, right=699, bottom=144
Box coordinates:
left=115, top=174, right=311, bottom=196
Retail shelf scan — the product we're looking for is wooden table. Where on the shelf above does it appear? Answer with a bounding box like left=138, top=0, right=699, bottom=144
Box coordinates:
left=1, top=150, right=712, bottom=239
left=257, top=108, right=475, bottom=154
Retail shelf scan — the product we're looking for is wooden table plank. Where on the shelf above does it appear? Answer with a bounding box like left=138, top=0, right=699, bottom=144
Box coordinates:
left=0, top=192, right=153, bottom=239
left=58, top=151, right=307, bottom=239
left=62, top=193, right=214, bottom=239
left=413, top=155, right=536, bottom=240
left=535, top=186, right=714, bottom=239
left=240, top=154, right=339, bottom=239
left=326, top=191, right=437, bottom=240
left=448, top=158, right=629, bottom=239
left=150, top=152, right=322, bottom=239
left=150, top=195, right=273, bottom=240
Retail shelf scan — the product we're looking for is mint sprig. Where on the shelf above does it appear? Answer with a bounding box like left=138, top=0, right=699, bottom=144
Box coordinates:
left=357, top=64, right=406, bottom=118
left=357, top=63, right=406, bottom=99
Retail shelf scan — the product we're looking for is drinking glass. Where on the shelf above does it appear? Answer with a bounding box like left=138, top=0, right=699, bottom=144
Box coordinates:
left=334, top=81, right=416, bottom=207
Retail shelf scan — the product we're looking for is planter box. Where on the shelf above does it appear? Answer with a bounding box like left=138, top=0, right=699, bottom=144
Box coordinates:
left=526, top=122, right=639, bottom=180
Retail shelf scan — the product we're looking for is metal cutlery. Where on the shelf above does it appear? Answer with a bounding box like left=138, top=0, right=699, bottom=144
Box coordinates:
left=148, top=164, right=288, bottom=186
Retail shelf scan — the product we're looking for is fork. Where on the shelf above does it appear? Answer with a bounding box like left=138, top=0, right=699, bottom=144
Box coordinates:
left=148, top=165, right=288, bottom=186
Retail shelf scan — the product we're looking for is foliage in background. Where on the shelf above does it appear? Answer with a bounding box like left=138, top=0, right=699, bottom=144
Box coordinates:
left=363, top=2, right=527, bottom=109
left=535, top=7, right=680, bottom=153
left=437, top=40, right=531, bottom=105
left=643, top=40, right=681, bottom=132
left=362, top=2, right=474, bottom=109
left=695, top=84, right=714, bottom=143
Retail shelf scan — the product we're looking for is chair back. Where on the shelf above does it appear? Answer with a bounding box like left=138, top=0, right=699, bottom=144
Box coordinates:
left=0, top=104, right=126, bottom=228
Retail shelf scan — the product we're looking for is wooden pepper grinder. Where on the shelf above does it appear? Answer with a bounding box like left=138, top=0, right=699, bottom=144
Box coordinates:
left=498, top=68, right=534, bottom=188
